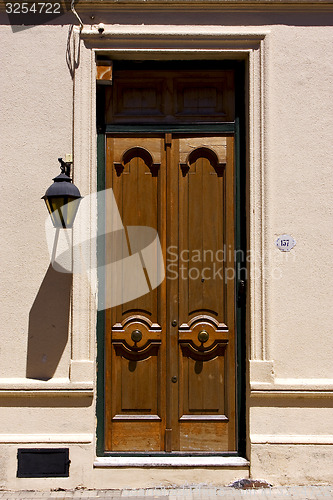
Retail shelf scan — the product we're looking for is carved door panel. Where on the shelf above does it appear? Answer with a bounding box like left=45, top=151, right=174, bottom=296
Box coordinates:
left=105, top=136, right=167, bottom=452
left=173, top=136, right=236, bottom=451
left=105, top=134, right=236, bottom=452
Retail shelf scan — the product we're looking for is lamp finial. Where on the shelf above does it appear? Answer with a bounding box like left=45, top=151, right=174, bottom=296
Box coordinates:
left=58, top=157, right=72, bottom=177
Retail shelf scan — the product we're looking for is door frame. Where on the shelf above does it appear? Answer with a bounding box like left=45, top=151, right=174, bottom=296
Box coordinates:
left=96, top=60, right=247, bottom=457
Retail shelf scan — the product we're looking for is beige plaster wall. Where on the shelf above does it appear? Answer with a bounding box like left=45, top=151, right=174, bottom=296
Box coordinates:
left=0, top=7, right=332, bottom=489
left=266, top=26, right=333, bottom=379
left=250, top=444, right=333, bottom=485
left=0, top=25, right=73, bottom=380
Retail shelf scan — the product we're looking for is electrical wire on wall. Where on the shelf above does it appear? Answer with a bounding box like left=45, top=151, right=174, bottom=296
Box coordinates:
left=71, top=0, right=84, bottom=29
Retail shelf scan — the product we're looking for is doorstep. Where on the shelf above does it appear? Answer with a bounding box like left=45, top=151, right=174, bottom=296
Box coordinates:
left=94, top=456, right=249, bottom=468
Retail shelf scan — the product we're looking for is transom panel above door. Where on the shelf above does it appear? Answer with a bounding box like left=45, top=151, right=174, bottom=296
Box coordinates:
left=104, top=69, right=235, bottom=124
left=104, top=133, right=236, bottom=452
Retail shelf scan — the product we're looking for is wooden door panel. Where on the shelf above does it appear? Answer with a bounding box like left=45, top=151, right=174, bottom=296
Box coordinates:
left=105, top=136, right=166, bottom=452
left=178, top=319, right=230, bottom=421
left=179, top=422, right=229, bottom=452
left=179, top=136, right=227, bottom=321
left=111, top=421, right=161, bottom=452
left=105, top=134, right=236, bottom=452
left=187, top=356, right=223, bottom=411
left=177, top=136, right=236, bottom=451
left=106, top=70, right=235, bottom=123
left=120, top=357, right=158, bottom=412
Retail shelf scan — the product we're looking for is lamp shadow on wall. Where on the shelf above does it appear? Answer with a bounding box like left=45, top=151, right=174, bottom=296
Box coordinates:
left=26, top=264, right=72, bottom=380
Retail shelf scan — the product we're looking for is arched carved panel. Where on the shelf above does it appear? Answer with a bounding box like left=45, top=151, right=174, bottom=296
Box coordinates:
left=113, top=341, right=161, bottom=361
left=180, top=146, right=226, bottom=177
left=109, top=137, right=164, bottom=318
left=179, top=315, right=228, bottom=346
left=179, top=340, right=227, bottom=361
left=178, top=138, right=227, bottom=321
left=112, top=315, right=162, bottom=361
left=114, top=146, right=160, bottom=177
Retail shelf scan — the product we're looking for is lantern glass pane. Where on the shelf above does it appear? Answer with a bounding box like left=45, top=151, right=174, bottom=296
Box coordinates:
left=49, top=197, right=66, bottom=228
left=44, top=195, right=81, bottom=228
left=64, top=197, right=81, bottom=228
left=44, top=198, right=58, bottom=227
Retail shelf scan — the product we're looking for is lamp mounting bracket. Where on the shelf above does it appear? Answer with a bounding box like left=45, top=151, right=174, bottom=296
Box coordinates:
left=58, top=157, right=72, bottom=177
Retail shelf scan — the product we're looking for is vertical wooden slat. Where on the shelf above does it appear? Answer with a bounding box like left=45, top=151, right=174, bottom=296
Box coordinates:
left=104, top=135, right=113, bottom=451
left=225, top=136, right=236, bottom=449
left=177, top=135, right=236, bottom=451
left=166, top=133, right=180, bottom=451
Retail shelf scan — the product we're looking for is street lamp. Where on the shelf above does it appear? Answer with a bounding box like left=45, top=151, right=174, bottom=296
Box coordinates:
left=42, top=158, right=82, bottom=228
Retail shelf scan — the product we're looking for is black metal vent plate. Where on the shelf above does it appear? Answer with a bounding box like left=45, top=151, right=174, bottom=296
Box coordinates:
left=17, top=448, right=70, bottom=477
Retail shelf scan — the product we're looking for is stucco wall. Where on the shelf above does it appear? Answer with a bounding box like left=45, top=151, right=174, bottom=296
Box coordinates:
left=266, top=26, right=333, bottom=379
left=0, top=26, right=73, bottom=380
left=0, top=5, right=332, bottom=489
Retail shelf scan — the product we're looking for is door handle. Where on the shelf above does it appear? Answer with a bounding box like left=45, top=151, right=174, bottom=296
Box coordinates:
left=198, top=330, right=209, bottom=343
left=131, top=329, right=143, bottom=343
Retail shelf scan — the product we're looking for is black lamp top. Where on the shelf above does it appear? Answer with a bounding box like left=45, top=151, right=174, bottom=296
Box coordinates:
left=53, top=172, right=72, bottom=182
left=42, top=158, right=82, bottom=199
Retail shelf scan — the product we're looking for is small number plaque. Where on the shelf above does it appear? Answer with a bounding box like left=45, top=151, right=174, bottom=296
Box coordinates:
left=275, top=234, right=296, bottom=252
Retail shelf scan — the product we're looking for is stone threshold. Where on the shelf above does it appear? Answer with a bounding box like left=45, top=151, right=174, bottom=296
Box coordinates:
left=94, top=456, right=249, bottom=468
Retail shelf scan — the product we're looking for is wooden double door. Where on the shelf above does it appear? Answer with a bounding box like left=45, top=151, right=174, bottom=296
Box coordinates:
left=105, top=133, right=236, bottom=452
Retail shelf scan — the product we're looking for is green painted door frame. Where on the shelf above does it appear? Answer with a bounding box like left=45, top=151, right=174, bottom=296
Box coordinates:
left=96, top=60, right=247, bottom=457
